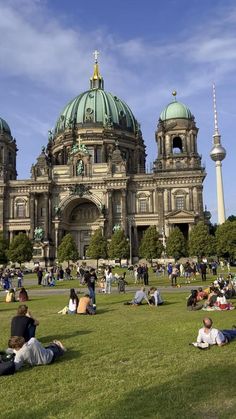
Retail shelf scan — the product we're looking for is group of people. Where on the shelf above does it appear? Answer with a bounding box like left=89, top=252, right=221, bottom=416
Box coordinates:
left=125, top=286, right=164, bottom=306
left=36, top=266, right=73, bottom=286
left=187, top=282, right=235, bottom=311
left=5, top=287, right=29, bottom=303
left=3, top=304, right=66, bottom=374
left=0, top=268, right=24, bottom=290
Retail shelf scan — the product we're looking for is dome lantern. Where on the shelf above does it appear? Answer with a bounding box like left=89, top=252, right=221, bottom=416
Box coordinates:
left=90, top=50, right=104, bottom=90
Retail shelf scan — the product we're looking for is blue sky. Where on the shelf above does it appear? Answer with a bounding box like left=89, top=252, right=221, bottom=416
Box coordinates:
left=0, top=0, right=235, bottom=221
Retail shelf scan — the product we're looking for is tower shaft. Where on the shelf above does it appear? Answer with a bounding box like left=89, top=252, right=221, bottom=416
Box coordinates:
left=215, top=161, right=226, bottom=224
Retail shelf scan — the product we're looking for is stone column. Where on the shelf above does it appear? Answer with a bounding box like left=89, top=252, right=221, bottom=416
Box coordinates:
left=29, top=193, right=35, bottom=240
left=133, top=225, right=138, bottom=257
left=121, top=189, right=127, bottom=234
left=44, top=193, right=49, bottom=240
left=107, top=190, right=113, bottom=236
left=189, top=188, right=193, bottom=211
left=54, top=224, right=59, bottom=257
left=48, top=194, right=52, bottom=239
left=157, top=189, right=164, bottom=230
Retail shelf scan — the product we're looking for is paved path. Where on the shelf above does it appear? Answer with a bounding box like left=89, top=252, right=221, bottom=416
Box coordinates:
left=1, top=277, right=196, bottom=298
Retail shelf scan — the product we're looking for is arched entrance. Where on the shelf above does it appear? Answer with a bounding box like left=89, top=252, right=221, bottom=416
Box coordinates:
left=60, top=197, right=103, bottom=258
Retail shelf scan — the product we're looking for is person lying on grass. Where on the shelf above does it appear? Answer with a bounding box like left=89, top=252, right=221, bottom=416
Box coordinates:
left=125, top=287, right=151, bottom=306
left=8, top=336, right=66, bottom=371
left=196, top=317, right=236, bottom=347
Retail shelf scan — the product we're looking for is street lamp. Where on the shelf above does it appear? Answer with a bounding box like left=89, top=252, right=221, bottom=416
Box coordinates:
left=128, top=216, right=134, bottom=265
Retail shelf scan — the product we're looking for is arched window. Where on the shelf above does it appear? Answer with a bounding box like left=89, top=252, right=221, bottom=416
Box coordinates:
left=176, top=196, right=185, bottom=210
left=15, top=199, right=26, bottom=218
left=172, top=137, right=183, bottom=154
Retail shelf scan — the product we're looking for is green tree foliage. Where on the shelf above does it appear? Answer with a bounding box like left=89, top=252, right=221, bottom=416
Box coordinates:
left=0, top=233, right=9, bottom=265
left=139, top=226, right=163, bottom=264
left=227, top=215, right=236, bottom=222
left=166, top=227, right=186, bottom=261
left=7, top=233, right=33, bottom=265
left=57, top=233, right=78, bottom=266
left=188, top=221, right=216, bottom=258
left=215, top=220, right=236, bottom=260
left=108, top=230, right=129, bottom=263
left=86, top=228, right=107, bottom=268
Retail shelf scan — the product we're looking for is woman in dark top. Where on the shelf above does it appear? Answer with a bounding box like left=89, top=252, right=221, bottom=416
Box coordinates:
left=187, top=290, right=203, bottom=311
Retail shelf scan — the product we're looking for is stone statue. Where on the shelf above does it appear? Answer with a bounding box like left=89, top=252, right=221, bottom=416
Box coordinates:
left=70, top=143, right=79, bottom=155
left=79, top=144, right=89, bottom=154
left=77, top=159, right=84, bottom=176
left=34, top=226, right=44, bottom=241
left=48, top=130, right=54, bottom=141
left=54, top=206, right=61, bottom=216
left=113, top=224, right=121, bottom=233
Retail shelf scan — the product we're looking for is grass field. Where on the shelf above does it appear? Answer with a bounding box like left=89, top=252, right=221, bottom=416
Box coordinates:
left=1, top=281, right=236, bottom=419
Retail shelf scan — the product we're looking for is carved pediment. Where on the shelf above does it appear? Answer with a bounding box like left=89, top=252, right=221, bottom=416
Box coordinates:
left=166, top=209, right=195, bottom=219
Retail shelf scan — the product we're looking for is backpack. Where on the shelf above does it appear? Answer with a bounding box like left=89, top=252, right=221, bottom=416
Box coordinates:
left=0, top=352, right=16, bottom=376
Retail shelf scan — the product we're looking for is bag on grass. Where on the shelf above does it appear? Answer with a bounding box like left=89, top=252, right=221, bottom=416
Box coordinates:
left=0, top=352, right=15, bottom=376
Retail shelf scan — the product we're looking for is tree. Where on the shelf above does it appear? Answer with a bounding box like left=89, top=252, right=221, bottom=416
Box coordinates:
left=0, top=233, right=9, bottom=265
left=227, top=215, right=236, bottom=222
left=166, top=227, right=187, bottom=261
left=57, top=233, right=78, bottom=266
left=215, top=220, right=236, bottom=260
left=86, top=228, right=108, bottom=268
left=7, top=233, right=33, bottom=266
left=188, top=221, right=216, bottom=259
left=139, top=226, right=163, bottom=265
left=108, top=229, right=129, bottom=265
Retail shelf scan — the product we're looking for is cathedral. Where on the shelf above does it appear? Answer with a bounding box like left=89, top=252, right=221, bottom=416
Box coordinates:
left=0, top=55, right=207, bottom=264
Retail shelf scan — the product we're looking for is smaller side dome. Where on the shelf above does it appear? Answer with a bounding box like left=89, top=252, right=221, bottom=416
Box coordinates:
left=160, top=101, right=193, bottom=121
left=0, top=117, right=11, bottom=135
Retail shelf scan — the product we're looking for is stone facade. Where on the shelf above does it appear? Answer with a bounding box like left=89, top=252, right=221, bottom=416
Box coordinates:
left=0, top=65, right=206, bottom=264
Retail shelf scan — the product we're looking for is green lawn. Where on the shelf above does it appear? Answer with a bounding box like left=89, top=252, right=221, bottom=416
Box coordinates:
left=0, top=290, right=236, bottom=419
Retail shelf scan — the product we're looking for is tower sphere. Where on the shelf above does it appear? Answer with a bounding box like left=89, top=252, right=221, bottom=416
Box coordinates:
left=210, top=144, right=226, bottom=162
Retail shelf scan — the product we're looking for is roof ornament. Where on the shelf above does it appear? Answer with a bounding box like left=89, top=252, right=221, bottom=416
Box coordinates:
left=213, top=83, right=219, bottom=136
left=93, top=50, right=100, bottom=64
left=172, top=90, right=177, bottom=101
left=90, top=50, right=104, bottom=90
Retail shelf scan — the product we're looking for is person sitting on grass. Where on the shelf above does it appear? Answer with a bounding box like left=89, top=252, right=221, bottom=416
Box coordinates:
left=125, top=287, right=151, bottom=306
left=18, top=287, right=29, bottom=302
left=148, top=287, right=164, bottom=306
left=187, top=290, right=203, bottom=311
left=68, top=288, right=79, bottom=314
left=196, top=317, right=236, bottom=346
left=8, top=336, right=66, bottom=371
left=11, top=305, right=39, bottom=342
left=77, top=294, right=96, bottom=315
left=6, top=288, right=16, bottom=303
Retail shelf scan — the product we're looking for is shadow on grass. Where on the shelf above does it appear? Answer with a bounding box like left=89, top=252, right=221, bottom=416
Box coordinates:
left=96, top=364, right=236, bottom=419
left=39, top=330, right=92, bottom=343
left=6, top=398, right=69, bottom=419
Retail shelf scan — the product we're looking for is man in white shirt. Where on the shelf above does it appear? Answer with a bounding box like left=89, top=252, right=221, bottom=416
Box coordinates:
left=196, top=318, right=236, bottom=346
left=8, top=336, right=66, bottom=371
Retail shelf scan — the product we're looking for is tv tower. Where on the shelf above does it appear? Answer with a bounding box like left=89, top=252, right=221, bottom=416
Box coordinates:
left=210, top=84, right=226, bottom=224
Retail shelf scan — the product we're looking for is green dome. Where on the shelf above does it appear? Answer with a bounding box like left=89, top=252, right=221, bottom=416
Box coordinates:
left=0, top=117, right=11, bottom=135
left=160, top=101, right=193, bottom=121
left=55, top=89, right=138, bottom=134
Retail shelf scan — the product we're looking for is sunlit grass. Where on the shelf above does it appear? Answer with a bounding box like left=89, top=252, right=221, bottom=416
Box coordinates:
left=0, top=288, right=236, bottom=419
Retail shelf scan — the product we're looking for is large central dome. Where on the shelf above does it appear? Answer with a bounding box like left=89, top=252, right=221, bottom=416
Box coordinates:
left=54, top=61, right=138, bottom=135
